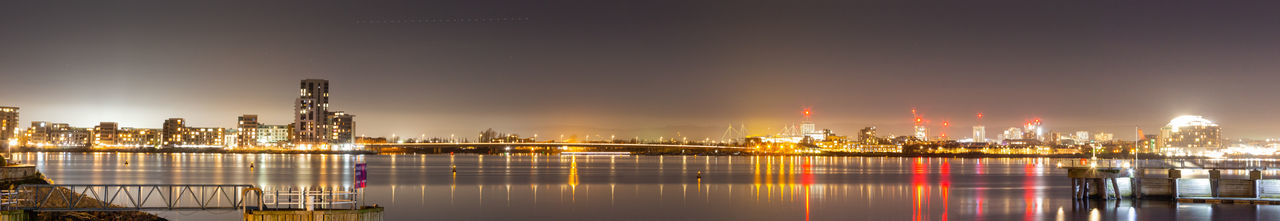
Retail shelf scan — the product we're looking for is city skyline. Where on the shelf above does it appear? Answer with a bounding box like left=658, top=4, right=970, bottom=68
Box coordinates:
left=4, top=1, right=1280, bottom=139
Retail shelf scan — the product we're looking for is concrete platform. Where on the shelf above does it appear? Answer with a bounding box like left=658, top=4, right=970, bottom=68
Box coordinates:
left=1176, top=197, right=1280, bottom=205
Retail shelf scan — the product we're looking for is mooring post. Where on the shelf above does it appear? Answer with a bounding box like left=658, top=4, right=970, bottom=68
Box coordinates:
left=1134, top=168, right=1144, bottom=199
left=1111, top=177, right=1122, bottom=199
left=1071, top=179, right=1079, bottom=199
left=1210, top=169, right=1221, bottom=198
left=1170, top=168, right=1181, bottom=199
left=1251, top=169, right=1263, bottom=198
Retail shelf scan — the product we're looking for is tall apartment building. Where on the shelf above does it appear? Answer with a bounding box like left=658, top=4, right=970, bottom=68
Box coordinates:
left=294, top=79, right=329, bottom=144
left=0, top=107, right=16, bottom=150
left=237, top=115, right=260, bottom=148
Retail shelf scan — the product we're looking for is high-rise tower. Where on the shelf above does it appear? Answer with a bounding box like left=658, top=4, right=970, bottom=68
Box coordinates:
left=294, top=79, right=329, bottom=144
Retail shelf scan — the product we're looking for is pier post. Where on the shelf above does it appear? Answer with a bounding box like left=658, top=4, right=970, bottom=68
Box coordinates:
left=1169, top=169, right=1181, bottom=198
left=1110, top=177, right=1121, bottom=199
left=1210, top=169, right=1221, bottom=198
left=1071, top=178, right=1079, bottom=199
left=1135, top=169, right=1144, bottom=199
left=1251, top=169, right=1263, bottom=198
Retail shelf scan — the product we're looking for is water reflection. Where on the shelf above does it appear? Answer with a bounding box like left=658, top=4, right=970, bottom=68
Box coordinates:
left=9, top=153, right=1280, bottom=220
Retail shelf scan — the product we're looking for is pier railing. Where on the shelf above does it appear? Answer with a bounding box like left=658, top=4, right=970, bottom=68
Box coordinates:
left=259, top=186, right=360, bottom=210
left=1055, top=158, right=1280, bottom=170
left=0, top=184, right=364, bottom=211
left=0, top=184, right=257, bottom=211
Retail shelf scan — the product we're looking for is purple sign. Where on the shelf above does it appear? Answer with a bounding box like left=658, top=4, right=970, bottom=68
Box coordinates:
left=355, top=163, right=367, bottom=188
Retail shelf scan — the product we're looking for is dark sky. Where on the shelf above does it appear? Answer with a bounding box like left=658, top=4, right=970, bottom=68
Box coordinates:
left=2, top=0, right=1280, bottom=140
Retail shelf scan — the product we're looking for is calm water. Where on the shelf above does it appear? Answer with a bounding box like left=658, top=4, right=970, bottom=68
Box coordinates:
left=9, top=152, right=1280, bottom=220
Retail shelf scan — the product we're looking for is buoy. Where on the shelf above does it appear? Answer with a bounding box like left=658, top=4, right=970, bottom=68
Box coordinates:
left=452, top=165, right=457, bottom=173
left=249, top=163, right=255, bottom=169
left=124, top=160, right=129, bottom=165
left=697, top=171, right=702, bottom=179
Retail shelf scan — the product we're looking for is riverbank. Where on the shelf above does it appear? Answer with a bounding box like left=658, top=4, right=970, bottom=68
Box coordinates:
left=10, top=146, right=376, bottom=155
left=6, top=149, right=1221, bottom=161
left=5, top=146, right=1224, bottom=160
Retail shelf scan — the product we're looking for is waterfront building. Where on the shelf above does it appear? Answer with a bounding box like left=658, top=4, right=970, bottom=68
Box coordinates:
left=327, top=111, right=355, bottom=144
left=972, top=126, right=986, bottom=142
left=162, top=118, right=186, bottom=147
left=0, top=107, right=16, bottom=151
left=117, top=128, right=161, bottom=147
left=256, top=125, right=290, bottom=147
left=92, top=122, right=119, bottom=147
left=223, top=130, right=238, bottom=149
left=182, top=127, right=225, bottom=147
left=24, top=122, right=89, bottom=147
left=294, top=79, right=330, bottom=144
left=237, top=115, right=259, bottom=148
left=1158, top=115, right=1221, bottom=154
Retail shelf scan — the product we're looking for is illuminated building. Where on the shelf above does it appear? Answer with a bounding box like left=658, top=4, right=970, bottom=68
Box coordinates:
left=972, top=126, right=986, bottom=142
left=858, top=127, right=878, bottom=144
left=1074, top=131, right=1090, bottom=143
left=1137, top=134, right=1158, bottom=153
left=1158, top=115, right=1221, bottom=153
left=1093, top=132, right=1114, bottom=142
left=0, top=107, right=16, bottom=151
left=327, top=111, right=355, bottom=144
left=92, top=122, right=119, bottom=146
left=182, top=127, right=225, bottom=147
left=161, top=118, right=224, bottom=148
left=256, top=125, right=289, bottom=147
left=1024, top=119, right=1044, bottom=140
left=294, top=79, right=330, bottom=144
left=162, top=118, right=186, bottom=147
left=24, top=122, right=89, bottom=147
left=237, top=115, right=259, bottom=148
left=1000, top=127, right=1024, bottom=142
left=117, top=128, right=161, bottom=147
left=913, top=126, right=928, bottom=141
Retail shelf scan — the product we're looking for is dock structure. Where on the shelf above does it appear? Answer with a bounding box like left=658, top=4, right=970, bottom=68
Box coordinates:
left=1064, top=159, right=1280, bottom=204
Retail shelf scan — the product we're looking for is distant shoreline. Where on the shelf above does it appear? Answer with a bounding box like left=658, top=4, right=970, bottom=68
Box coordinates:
left=1, top=147, right=1232, bottom=160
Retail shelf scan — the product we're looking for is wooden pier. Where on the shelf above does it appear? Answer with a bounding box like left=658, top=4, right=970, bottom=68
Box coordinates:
left=1066, top=162, right=1280, bottom=204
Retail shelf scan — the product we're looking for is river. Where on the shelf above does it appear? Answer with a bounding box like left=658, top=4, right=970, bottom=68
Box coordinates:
left=8, top=152, right=1277, bottom=220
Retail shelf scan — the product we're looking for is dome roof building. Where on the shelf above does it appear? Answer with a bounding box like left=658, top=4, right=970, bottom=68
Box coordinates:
left=1158, top=115, right=1221, bottom=154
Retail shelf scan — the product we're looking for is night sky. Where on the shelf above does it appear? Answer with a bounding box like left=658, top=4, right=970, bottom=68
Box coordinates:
left=3, top=0, right=1280, bottom=140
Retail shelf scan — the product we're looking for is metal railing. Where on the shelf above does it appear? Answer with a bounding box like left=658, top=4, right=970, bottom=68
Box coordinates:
left=0, top=184, right=364, bottom=212
left=1054, top=158, right=1280, bottom=170
left=1, top=184, right=257, bottom=211
left=260, top=186, right=360, bottom=210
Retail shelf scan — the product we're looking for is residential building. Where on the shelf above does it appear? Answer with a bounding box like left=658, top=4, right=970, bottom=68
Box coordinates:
left=0, top=107, right=16, bottom=150
left=257, top=125, right=290, bottom=147
left=294, top=79, right=330, bottom=144
left=327, top=112, right=354, bottom=144
left=92, top=122, right=119, bottom=147
left=237, top=115, right=259, bottom=148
